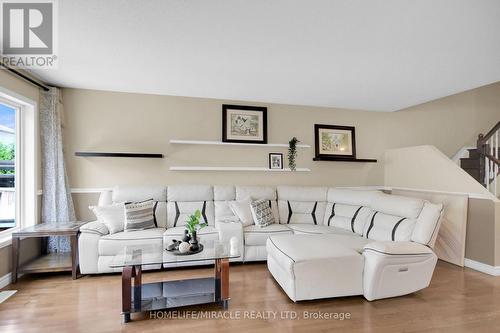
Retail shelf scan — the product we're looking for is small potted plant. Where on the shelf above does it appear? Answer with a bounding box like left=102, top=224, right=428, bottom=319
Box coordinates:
left=185, top=209, right=207, bottom=251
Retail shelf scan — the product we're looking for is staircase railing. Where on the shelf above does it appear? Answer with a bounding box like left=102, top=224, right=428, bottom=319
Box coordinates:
left=477, top=120, right=500, bottom=197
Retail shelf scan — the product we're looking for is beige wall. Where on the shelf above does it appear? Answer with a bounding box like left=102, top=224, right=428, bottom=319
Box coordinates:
left=63, top=82, right=500, bottom=270
left=0, top=70, right=40, bottom=280
left=62, top=89, right=389, bottom=188
left=63, top=82, right=500, bottom=191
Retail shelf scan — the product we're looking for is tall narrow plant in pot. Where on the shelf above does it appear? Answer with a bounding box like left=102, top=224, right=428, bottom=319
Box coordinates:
left=288, top=137, right=300, bottom=171
left=185, top=209, right=207, bottom=251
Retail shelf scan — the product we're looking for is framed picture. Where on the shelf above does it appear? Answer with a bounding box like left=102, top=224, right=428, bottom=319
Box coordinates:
left=314, top=124, right=356, bottom=160
left=222, top=104, right=267, bottom=144
left=269, top=153, right=283, bottom=169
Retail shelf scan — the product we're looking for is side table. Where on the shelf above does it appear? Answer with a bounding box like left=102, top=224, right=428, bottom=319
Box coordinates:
left=11, top=221, right=85, bottom=283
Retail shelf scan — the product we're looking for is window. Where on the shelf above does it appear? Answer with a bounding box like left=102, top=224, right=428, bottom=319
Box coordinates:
left=0, top=101, right=17, bottom=232
left=0, top=86, right=37, bottom=245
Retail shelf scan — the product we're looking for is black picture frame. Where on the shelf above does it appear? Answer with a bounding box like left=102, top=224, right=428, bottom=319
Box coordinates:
left=314, top=124, right=356, bottom=160
left=269, top=153, right=283, bottom=169
left=222, top=104, right=268, bottom=144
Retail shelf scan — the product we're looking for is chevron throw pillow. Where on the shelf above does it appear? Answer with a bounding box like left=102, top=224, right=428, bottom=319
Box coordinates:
left=250, top=199, right=275, bottom=228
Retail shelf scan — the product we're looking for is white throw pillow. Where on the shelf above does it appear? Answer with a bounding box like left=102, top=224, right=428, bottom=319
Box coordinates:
left=89, top=204, right=125, bottom=234
left=228, top=199, right=254, bottom=227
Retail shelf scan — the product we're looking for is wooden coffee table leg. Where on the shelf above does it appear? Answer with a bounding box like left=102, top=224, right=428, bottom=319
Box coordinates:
left=133, top=265, right=142, bottom=312
left=215, top=258, right=230, bottom=309
left=122, top=266, right=133, bottom=323
left=11, top=236, right=20, bottom=284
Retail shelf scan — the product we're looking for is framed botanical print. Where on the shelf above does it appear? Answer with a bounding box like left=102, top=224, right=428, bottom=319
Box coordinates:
left=314, top=124, right=356, bottom=160
left=222, top=104, right=267, bottom=144
left=269, top=153, right=283, bottom=169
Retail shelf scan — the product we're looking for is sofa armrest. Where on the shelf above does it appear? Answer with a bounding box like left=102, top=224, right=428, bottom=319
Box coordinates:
left=363, top=241, right=434, bottom=256
left=80, top=221, right=109, bottom=236
left=362, top=241, right=437, bottom=301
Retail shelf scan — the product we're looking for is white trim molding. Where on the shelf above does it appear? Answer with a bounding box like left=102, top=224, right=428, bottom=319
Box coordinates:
left=70, top=188, right=111, bottom=194
left=0, top=273, right=12, bottom=289
left=464, top=258, right=500, bottom=276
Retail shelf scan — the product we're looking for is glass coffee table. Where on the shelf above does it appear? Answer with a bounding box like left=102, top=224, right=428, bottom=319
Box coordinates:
left=109, top=240, right=240, bottom=323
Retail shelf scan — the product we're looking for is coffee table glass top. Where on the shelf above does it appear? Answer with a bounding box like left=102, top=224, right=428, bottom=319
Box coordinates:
left=109, top=240, right=240, bottom=268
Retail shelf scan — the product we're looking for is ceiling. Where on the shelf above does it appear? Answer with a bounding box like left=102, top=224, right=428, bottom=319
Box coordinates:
left=31, top=0, right=500, bottom=111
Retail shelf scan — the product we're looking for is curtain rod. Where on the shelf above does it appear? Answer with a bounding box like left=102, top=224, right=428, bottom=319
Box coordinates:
left=0, top=61, right=51, bottom=91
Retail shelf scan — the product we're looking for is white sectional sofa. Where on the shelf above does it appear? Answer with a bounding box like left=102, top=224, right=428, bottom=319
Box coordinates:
left=79, top=184, right=443, bottom=301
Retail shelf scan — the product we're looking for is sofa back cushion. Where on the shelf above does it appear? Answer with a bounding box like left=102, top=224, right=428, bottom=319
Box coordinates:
left=110, top=186, right=168, bottom=228
left=364, top=193, right=425, bottom=242
left=236, top=186, right=279, bottom=222
left=324, top=203, right=373, bottom=235
left=277, top=186, right=327, bottom=224
left=363, top=211, right=417, bottom=241
left=324, top=189, right=380, bottom=235
left=214, top=185, right=236, bottom=220
left=371, top=192, right=424, bottom=219
left=411, top=201, right=443, bottom=247
left=166, top=185, right=215, bottom=228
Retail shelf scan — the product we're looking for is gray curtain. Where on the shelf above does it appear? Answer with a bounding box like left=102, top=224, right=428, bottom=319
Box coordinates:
left=40, top=87, right=76, bottom=253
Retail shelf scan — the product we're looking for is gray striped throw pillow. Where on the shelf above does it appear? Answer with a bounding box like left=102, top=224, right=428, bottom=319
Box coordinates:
left=124, top=199, right=156, bottom=231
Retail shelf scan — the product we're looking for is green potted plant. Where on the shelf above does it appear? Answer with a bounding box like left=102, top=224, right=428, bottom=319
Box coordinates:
left=288, top=137, right=300, bottom=171
left=185, top=210, right=207, bottom=251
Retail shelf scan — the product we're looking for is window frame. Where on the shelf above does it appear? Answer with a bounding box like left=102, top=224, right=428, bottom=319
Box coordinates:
left=0, top=87, right=38, bottom=248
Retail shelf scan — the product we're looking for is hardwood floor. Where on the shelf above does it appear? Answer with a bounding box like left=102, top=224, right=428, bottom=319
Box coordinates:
left=1, top=260, right=500, bottom=333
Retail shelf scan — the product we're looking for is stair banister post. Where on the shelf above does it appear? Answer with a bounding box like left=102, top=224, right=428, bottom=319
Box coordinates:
left=477, top=133, right=486, bottom=187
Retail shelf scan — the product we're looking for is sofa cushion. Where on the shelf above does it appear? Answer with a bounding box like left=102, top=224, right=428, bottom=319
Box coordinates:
left=277, top=186, right=327, bottom=225
left=112, top=185, right=167, bottom=203
left=244, top=224, right=292, bottom=246
left=267, top=234, right=363, bottom=271
left=236, top=186, right=276, bottom=201
left=277, top=186, right=328, bottom=202
left=167, top=185, right=213, bottom=202
left=411, top=202, right=443, bottom=246
left=278, top=200, right=327, bottom=225
left=287, top=224, right=355, bottom=236
left=371, top=192, right=424, bottom=219
left=235, top=186, right=279, bottom=222
left=167, top=201, right=215, bottom=228
left=323, top=203, right=372, bottom=235
left=363, top=211, right=417, bottom=242
left=166, top=184, right=215, bottom=228
left=214, top=185, right=235, bottom=201
left=98, top=228, right=165, bottom=256
left=327, top=188, right=380, bottom=206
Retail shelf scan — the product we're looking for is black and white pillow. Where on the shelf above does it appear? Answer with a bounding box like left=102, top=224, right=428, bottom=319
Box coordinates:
left=250, top=199, right=275, bottom=228
left=124, top=199, right=157, bottom=231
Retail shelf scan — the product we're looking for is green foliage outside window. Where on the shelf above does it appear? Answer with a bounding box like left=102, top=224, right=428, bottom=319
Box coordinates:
left=0, top=142, right=14, bottom=174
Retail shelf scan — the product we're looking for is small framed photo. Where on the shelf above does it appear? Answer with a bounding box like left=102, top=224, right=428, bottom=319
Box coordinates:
left=269, top=153, right=283, bottom=169
left=222, top=104, right=267, bottom=144
left=314, top=124, right=356, bottom=160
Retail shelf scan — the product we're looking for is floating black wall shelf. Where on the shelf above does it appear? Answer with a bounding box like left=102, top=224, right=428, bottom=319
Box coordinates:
left=313, top=157, right=377, bottom=163
left=75, top=152, right=164, bottom=158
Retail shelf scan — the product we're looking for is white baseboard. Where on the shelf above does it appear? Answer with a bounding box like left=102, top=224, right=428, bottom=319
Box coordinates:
left=464, top=258, right=500, bottom=276
left=0, top=273, right=12, bottom=289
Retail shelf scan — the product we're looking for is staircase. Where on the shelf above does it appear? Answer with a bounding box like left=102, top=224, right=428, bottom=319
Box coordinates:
left=460, top=121, right=500, bottom=197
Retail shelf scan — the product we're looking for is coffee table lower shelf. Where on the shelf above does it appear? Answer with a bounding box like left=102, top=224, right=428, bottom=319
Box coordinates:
left=121, top=258, right=230, bottom=323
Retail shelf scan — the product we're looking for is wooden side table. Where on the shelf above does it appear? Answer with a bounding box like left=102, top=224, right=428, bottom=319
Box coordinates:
left=11, top=221, right=85, bottom=283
